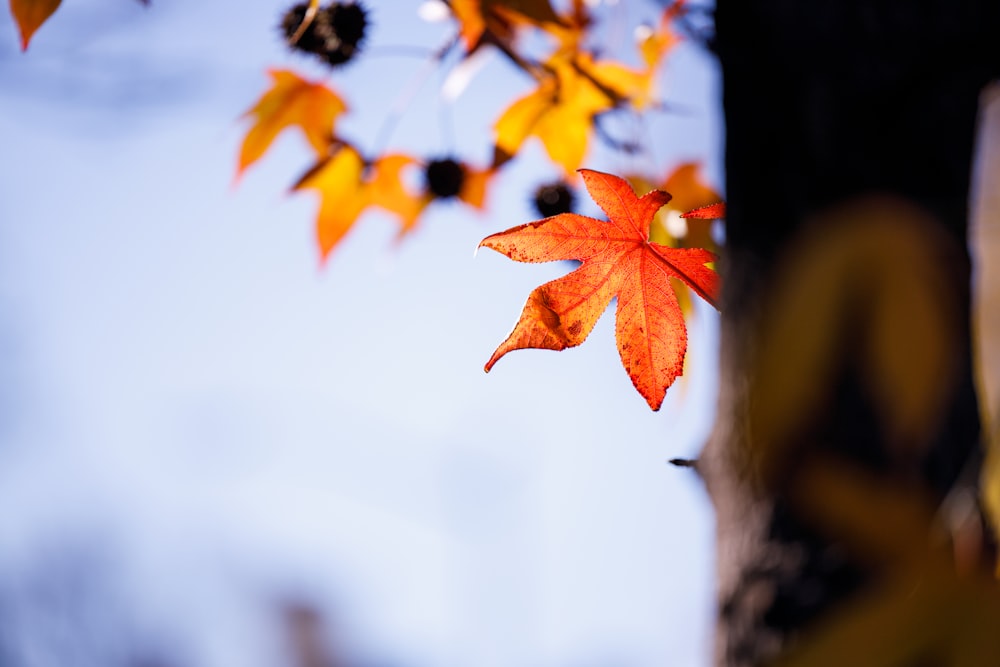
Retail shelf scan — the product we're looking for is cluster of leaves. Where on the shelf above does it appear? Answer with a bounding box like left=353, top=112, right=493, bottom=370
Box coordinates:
left=231, top=0, right=725, bottom=408
left=15, top=3, right=1000, bottom=641
left=235, top=0, right=722, bottom=257
left=237, top=0, right=507, bottom=261
left=9, top=0, right=725, bottom=409
left=235, top=65, right=492, bottom=258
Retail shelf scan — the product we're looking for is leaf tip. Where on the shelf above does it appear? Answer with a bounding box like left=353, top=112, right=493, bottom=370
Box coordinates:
left=477, top=234, right=500, bottom=254
left=681, top=202, right=726, bottom=219
left=18, top=23, right=37, bottom=51
left=484, top=345, right=508, bottom=373
left=231, top=161, right=251, bottom=189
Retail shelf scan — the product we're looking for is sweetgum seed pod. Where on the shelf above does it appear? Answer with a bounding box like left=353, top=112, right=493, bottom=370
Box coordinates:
left=280, top=2, right=368, bottom=68
left=331, top=3, right=367, bottom=47
left=426, top=159, right=465, bottom=199
left=533, top=181, right=576, bottom=217
left=321, top=2, right=368, bottom=67
left=281, top=3, right=325, bottom=54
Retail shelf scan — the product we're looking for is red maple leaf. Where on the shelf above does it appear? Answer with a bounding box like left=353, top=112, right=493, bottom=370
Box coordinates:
left=681, top=201, right=726, bottom=220
left=480, top=169, right=719, bottom=410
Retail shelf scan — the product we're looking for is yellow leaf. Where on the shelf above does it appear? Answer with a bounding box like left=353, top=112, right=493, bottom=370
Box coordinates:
left=586, top=57, right=655, bottom=110
left=746, top=199, right=963, bottom=488
left=293, top=145, right=369, bottom=262
left=493, top=55, right=618, bottom=176
left=449, top=0, right=565, bottom=51
left=292, top=148, right=440, bottom=260
left=10, top=0, right=61, bottom=50
left=772, top=459, right=1000, bottom=667
left=662, top=163, right=719, bottom=212
left=493, top=85, right=554, bottom=166
left=367, top=154, right=428, bottom=235
left=237, top=69, right=347, bottom=179
left=638, top=6, right=680, bottom=70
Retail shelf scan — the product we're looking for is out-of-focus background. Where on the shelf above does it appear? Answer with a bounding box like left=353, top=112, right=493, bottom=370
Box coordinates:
left=0, top=2, right=722, bottom=666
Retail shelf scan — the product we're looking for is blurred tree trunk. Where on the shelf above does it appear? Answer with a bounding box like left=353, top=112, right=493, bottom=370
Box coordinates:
left=703, top=2, right=1000, bottom=665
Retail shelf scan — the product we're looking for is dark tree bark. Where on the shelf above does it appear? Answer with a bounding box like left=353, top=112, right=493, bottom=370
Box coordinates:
left=703, top=2, right=1000, bottom=665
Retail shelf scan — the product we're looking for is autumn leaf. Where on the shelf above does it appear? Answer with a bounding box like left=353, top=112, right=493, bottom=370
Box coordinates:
left=626, top=165, right=721, bottom=325
left=682, top=202, right=726, bottom=220
left=670, top=165, right=725, bottom=249
left=633, top=163, right=723, bottom=252
left=292, top=148, right=437, bottom=261
left=374, top=157, right=494, bottom=239
left=770, top=457, right=1000, bottom=666
left=637, top=3, right=684, bottom=69
left=493, top=53, right=649, bottom=176
left=364, top=153, right=427, bottom=236
left=456, top=163, right=493, bottom=209
left=480, top=169, right=719, bottom=410
left=449, top=0, right=565, bottom=52
left=237, top=69, right=347, bottom=179
left=663, top=163, right=720, bottom=215
left=492, top=6, right=676, bottom=166
left=293, top=143, right=370, bottom=261
left=585, top=54, right=659, bottom=110
left=11, top=0, right=61, bottom=50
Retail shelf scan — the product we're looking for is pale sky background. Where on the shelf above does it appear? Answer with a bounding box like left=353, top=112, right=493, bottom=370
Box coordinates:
left=0, top=2, right=724, bottom=666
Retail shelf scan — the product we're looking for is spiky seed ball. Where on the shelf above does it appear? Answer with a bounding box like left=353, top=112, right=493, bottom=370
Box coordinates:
left=281, top=3, right=325, bottom=54
left=425, top=159, right=465, bottom=199
left=280, top=2, right=368, bottom=68
left=533, top=181, right=576, bottom=217
left=330, top=3, right=367, bottom=48
left=320, top=2, right=368, bottom=66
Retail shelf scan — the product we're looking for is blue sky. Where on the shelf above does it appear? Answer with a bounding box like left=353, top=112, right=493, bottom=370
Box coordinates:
left=0, top=2, right=722, bottom=666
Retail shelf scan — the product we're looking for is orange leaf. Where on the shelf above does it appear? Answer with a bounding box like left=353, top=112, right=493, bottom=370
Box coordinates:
left=656, top=163, right=724, bottom=250
left=480, top=169, right=719, bottom=410
left=586, top=56, right=656, bottom=110
left=367, top=153, right=428, bottom=236
left=293, top=144, right=369, bottom=262
left=663, top=163, right=719, bottom=213
left=292, top=148, right=431, bottom=261
left=637, top=5, right=682, bottom=69
left=237, top=69, right=347, bottom=179
left=681, top=202, right=726, bottom=219
left=493, top=54, right=628, bottom=176
left=449, top=0, right=564, bottom=51
left=11, top=0, right=61, bottom=50
left=457, top=163, right=493, bottom=209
